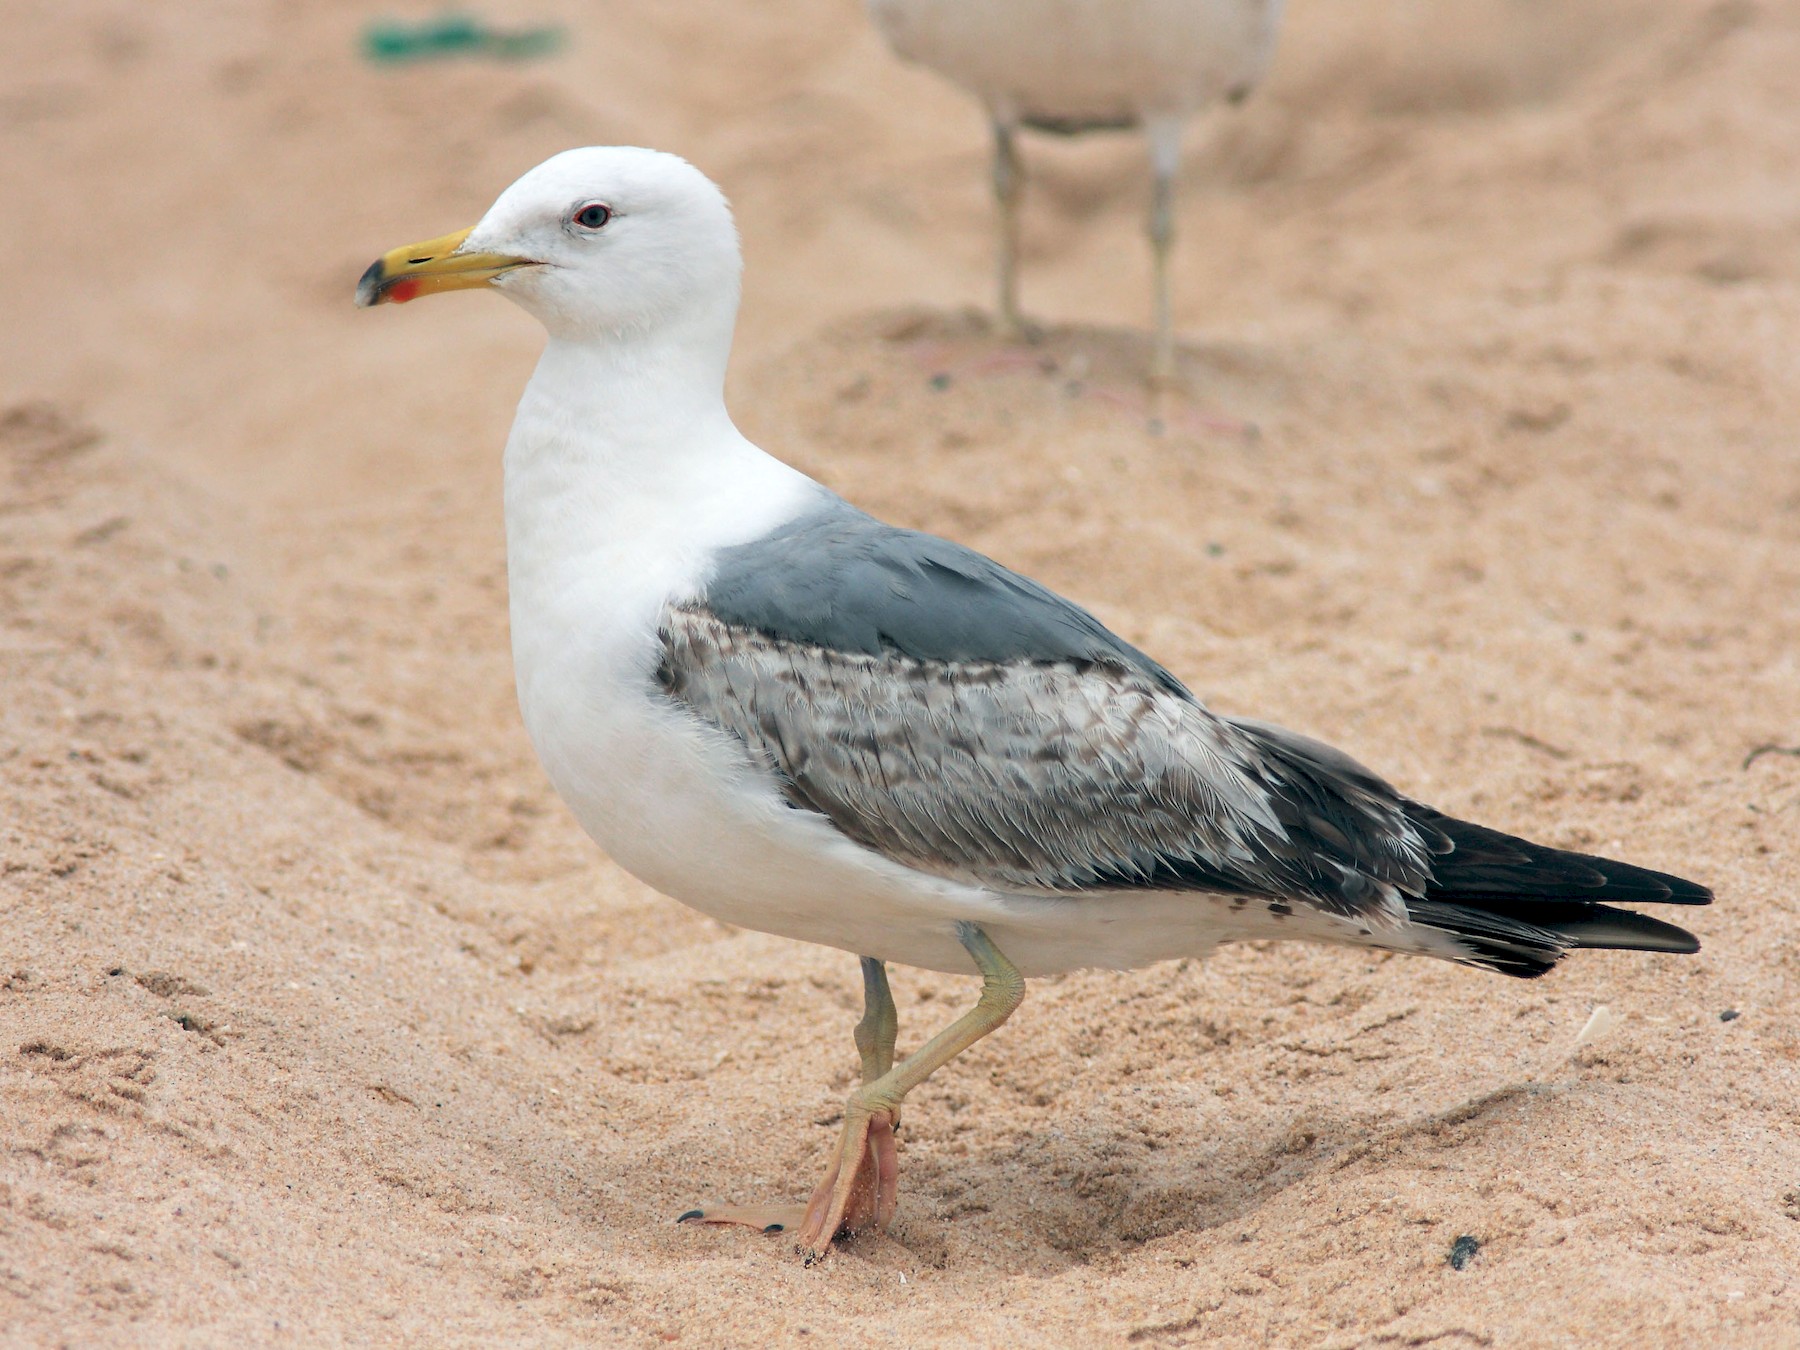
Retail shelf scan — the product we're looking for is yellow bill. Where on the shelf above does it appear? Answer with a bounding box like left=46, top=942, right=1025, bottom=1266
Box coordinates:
left=354, top=227, right=533, bottom=307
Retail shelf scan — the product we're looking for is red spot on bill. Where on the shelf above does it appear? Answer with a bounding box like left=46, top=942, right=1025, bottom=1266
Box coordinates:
left=388, top=279, right=421, bottom=304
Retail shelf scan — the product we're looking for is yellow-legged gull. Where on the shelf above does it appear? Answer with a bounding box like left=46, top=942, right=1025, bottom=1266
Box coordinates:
left=356, top=147, right=1710, bottom=1260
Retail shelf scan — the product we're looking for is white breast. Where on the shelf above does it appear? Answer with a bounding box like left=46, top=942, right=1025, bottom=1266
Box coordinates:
left=499, top=342, right=992, bottom=971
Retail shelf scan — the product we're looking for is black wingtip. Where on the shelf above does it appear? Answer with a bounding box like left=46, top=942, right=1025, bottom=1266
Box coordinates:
left=1663, top=876, right=1715, bottom=907
left=1408, top=893, right=1705, bottom=980
left=1553, top=905, right=1703, bottom=954
left=1406, top=804, right=1714, bottom=910
left=1589, top=854, right=1713, bottom=907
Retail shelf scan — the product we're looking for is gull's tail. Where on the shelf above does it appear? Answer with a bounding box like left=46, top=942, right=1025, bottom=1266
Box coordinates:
left=1400, top=805, right=1712, bottom=978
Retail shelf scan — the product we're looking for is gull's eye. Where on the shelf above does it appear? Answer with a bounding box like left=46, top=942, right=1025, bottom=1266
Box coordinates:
left=571, top=202, right=612, bottom=231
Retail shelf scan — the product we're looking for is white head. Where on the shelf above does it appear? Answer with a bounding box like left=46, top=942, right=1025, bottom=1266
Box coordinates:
left=356, top=147, right=742, bottom=346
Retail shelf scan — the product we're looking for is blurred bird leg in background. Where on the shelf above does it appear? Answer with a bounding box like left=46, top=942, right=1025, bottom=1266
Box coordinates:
left=992, top=117, right=1025, bottom=338
left=1147, top=115, right=1183, bottom=385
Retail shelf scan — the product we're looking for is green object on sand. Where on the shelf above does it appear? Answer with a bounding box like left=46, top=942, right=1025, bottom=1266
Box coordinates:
left=363, top=11, right=565, bottom=64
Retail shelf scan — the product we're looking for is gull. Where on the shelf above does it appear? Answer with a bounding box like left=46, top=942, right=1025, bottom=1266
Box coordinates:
left=355, top=146, right=1710, bottom=1259
left=866, top=0, right=1286, bottom=380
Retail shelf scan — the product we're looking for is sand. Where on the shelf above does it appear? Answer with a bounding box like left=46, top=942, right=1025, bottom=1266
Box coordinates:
left=3, top=0, right=1798, bottom=1343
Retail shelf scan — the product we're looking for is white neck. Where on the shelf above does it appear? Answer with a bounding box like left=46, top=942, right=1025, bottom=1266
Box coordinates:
left=501, top=314, right=819, bottom=683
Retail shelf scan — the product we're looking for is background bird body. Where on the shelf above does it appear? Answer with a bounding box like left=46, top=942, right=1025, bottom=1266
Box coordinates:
left=868, top=0, right=1282, bottom=127
left=867, top=0, right=1284, bottom=377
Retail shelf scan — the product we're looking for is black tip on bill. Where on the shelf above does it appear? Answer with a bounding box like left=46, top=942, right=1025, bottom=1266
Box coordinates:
left=354, top=257, right=388, bottom=308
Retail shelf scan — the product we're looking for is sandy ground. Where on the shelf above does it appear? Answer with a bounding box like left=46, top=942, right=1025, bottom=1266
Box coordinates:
left=4, top=0, right=1799, bottom=1343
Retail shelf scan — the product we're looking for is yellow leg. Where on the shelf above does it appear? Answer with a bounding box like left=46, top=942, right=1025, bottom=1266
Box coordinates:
left=842, top=956, right=903, bottom=1235
left=853, top=956, right=898, bottom=1084
left=677, top=927, right=1025, bottom=1260
left=677, top=954, right=906, bottom=1238
left=794, top=924, right=1024, bottom=1260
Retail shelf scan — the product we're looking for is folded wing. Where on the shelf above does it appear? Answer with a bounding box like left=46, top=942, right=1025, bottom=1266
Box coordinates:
left=657, top=497, right=1709, bottom=976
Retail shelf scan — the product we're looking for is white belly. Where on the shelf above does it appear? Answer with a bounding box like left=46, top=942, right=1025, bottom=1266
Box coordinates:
left=521, top=660, right=978, bottom=971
